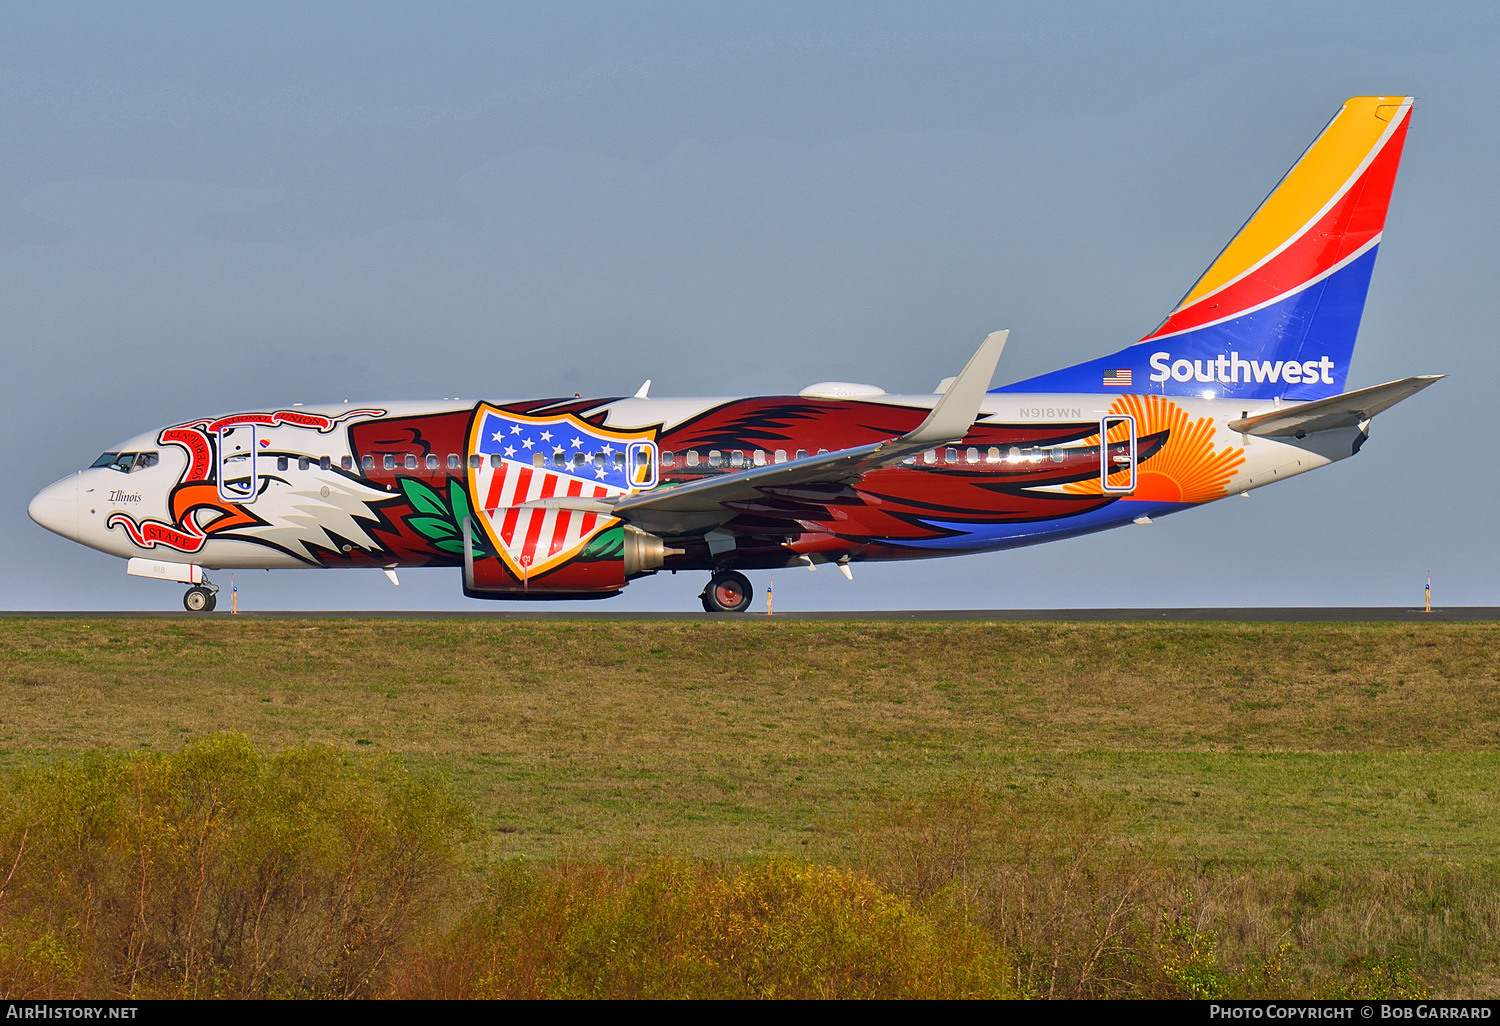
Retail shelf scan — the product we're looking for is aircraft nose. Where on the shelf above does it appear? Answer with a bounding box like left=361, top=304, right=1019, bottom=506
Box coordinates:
left=28, top=475, right=80, bottom=542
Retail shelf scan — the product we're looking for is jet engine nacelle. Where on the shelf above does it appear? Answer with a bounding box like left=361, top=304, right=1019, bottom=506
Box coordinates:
left=461, top=520, right=680, bottom=600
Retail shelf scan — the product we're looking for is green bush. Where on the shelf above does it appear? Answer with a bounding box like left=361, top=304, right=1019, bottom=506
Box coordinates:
left=0, top=734, right=470, bottom=998
left=400, top=859, right=1012, bottom=999
left=0, top=745, right=1471, bottom=1000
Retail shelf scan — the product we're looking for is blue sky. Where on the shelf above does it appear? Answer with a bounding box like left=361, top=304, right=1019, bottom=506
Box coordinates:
left=3, top=2, right=1495, bottom=611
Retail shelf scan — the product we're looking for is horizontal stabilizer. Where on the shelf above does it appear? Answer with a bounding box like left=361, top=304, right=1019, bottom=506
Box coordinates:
left=1227, top=375, right=1442, bottom=437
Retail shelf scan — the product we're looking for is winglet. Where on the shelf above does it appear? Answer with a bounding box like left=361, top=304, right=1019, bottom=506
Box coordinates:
left=634, top=379, right=652, bottom=399
left=902, top=331, right=1008, bottom=445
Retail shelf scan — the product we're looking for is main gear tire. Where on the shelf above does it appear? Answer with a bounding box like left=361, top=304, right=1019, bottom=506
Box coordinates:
left=700, top=570, right=753, bottom=613
left=183, top=586, right=214, bottom=612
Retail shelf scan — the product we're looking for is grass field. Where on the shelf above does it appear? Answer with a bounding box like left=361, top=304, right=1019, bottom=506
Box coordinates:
left=3, top=618, right=1497, bottom=859
left=1, top=617, right=1498, bottom=996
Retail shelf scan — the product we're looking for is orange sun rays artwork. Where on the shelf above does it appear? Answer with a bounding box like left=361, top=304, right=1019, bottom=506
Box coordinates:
left=1063, top=395, right=1245, bottom=503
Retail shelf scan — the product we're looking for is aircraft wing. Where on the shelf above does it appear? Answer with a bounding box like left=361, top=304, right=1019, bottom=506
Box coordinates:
left=1227, top=375, right=1443, bottom=438
left=597, top=331, right=1008, bottom=531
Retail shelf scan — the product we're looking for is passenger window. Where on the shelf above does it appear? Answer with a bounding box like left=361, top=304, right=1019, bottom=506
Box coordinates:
left=277, top=456, right=289, bottom=472
left=404, top=454, right=417, bottom=470
left=945, top=448, right=957, bottom=464
left=686, top=450, right=699, bottom=467
left=923, top=449, right=936, bottom=465
left=342, top=456, right=354, bottom=471
left=795, top=449, right=807, bottom=461
left=614, top=451, right=626, bottom=469
left=491, top=453, right=503, bottom=468
left=298, top=457, right=311, bottom=471
left=1052, top=447, right=1066, bottom=463
left=1007, top=446, right=1022, bottom=463
left=425, top=454, right=438, bottom=470
left=91, top=452, right=120, bottom=469
left=573, top=452, right=587, bottom=468
left=661, top=451, right=675, bottom=467
left=708, top=450, right=723, bottom=468
left=383, top=455, right=396, bottom=470
left=966, top=447, right=979, bottom=464
left=987, top=447, right=1001, bottom=464
left=361, top=455, right=374, bottom=471
left=729, top=450, right=745, bottom=468
left=774, top=450, right=787, bottom=464
left=818, top=448, right=829, bottom=455
left=469, top=454, right=482, bottom=469
left=533, top=452, right=545, bottom=467
left=753, top=450, right=766, bottom=467
left=553, top=451, right=566, bottom=469
left=448, top=454, right=460, bottom=470
left=636, top=449, right=650, bottom=467
left=320, top=456, right=331, bottom=471
left=594, top=453, right=606, bottom=470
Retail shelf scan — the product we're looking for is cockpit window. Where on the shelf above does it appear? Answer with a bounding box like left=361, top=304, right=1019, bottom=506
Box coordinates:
left=92, top=452, right=157, bottom=473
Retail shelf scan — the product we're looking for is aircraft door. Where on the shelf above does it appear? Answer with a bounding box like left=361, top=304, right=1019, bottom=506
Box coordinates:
left=217, top=424, right=259, bottom=503
left=1100, top=415, right=1136, bottom=494
left=626, top=441, right=658, bottom=490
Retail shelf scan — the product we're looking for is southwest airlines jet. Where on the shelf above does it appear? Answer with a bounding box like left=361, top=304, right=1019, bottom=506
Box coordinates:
left=30, top=97, right=1439, bottom=612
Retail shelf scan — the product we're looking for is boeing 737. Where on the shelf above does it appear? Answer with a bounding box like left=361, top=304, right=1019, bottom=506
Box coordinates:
left=30, top=96, right=1438, bottom=612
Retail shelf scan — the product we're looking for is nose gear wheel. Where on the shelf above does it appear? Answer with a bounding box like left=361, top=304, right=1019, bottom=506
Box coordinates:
left=183, top=586, right=217, bottom=612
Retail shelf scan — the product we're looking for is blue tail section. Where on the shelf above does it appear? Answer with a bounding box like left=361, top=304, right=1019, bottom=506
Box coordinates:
left=995, top=96, right=1413, bottom=400
left=997, top=246, right=1379, bottom=400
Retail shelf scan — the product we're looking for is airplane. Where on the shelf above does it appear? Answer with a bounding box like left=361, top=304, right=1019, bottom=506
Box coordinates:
left=29, top=96, right=1439, bottom=613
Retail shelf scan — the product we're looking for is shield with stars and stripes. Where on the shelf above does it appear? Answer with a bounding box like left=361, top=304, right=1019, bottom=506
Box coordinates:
left=466, top=406, right=658, bottom=579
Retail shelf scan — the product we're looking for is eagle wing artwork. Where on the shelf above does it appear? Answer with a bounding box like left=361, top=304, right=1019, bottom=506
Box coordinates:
left=30, top=97, right=1440, bottom=612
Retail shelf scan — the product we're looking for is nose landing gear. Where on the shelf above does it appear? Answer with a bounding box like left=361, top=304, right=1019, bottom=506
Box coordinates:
left=183, top=584, right=219, bottom=612
left=700, top=570, right=753, bottom=613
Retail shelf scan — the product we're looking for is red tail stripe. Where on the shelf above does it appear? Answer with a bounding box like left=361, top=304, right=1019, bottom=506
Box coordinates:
left=1145, top=115, right=1409, bottom=341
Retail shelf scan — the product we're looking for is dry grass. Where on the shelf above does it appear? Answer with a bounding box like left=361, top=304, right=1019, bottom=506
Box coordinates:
left=852, top=786, right=1479, bottom=998
left=3, top=620, right=1497, bottom=755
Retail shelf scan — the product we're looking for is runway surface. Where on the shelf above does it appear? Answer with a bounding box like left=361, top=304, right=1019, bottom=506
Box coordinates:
left=3, top=607, right=1497, bottom=621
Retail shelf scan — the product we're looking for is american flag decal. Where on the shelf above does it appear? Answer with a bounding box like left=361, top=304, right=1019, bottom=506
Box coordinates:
left=1102, top=368, right=1132, bottom=387
left=467, top=406, right=657, bottom=579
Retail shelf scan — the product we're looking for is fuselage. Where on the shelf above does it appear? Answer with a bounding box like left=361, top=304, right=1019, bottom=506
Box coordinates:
left=28, top=389, right=1358, bottom=583
left=25, top=96, right=1429, bottom=611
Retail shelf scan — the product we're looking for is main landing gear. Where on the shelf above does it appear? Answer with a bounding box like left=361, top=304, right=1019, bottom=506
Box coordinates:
left=700, top=570, right=753, bottom=613
left=183, top=584, right=219, bottom=613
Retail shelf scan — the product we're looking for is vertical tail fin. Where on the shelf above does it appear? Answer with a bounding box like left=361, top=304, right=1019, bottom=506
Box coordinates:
left=1000, top=96, right=1414, bottom=399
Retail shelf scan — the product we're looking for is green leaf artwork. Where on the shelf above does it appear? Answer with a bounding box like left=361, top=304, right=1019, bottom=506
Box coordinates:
left=399, top=478, right=488, bottom=558
left=578, top=525, right=624, bottom=562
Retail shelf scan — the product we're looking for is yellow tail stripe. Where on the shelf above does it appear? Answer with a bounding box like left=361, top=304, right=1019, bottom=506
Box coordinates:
left=1177, top=96, right=1407, bottom=310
